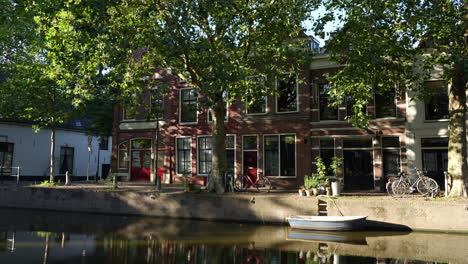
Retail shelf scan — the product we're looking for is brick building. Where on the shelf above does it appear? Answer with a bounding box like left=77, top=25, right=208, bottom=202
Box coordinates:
left=111, top=52, right=453, bottom=191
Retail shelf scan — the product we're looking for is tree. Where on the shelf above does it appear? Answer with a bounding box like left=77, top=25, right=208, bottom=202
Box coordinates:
left=314, top=0, right=467, bottom=196
left=118, top=0, right=314, bottom=193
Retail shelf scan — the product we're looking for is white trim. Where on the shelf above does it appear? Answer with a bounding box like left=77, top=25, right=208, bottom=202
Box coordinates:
left=175, top=136, right=192, bottom=176
left=118, top=141, right=129, bottom=170
left=242, top=135, right=259, bottom=178
left=196, top=135, right=212, bottom=176
left=263, top=133, right=297, bottom=178
left=275, top=73, right=299, bottom=114
left=226, top=134, right=237, bottom=179
left=179, top=87, right=198, bottom=125
left=149, top=86, right=164, bottom=121
left=317, top=83, right=339, bottom=121
left=245, top=75, right=268, bottom=115
left=121, top=107, right=136, bottom=121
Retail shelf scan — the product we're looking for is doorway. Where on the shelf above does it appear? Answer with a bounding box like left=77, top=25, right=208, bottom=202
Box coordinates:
left=422, top=150, right=447, bottom=190
left=343, top=138, right=374, bottom=190
left=130, top=139, right=152, bottom=181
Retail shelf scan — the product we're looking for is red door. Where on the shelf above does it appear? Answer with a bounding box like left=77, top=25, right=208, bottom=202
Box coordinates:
left=131, top=150, right=151, bottom=181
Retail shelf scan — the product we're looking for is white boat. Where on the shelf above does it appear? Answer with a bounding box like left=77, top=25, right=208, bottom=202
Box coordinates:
left=286, top=216, right=368, bottom=231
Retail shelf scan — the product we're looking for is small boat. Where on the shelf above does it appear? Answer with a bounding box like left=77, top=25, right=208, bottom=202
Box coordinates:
left=286, top=216, right=367, bottom=231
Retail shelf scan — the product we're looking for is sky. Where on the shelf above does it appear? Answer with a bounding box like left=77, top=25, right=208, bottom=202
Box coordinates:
left=303, top=6, right=344, bottom=46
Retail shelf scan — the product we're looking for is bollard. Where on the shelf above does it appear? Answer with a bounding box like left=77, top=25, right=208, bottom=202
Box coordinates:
left=444, top=171, right=448, bottom=197
left=112, top=175, right=118, bottom=189
left=65, top=171, right=71, bottom=186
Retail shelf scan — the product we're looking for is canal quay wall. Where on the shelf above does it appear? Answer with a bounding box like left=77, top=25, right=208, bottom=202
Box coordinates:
left=0, top=186, right=467, bottom=232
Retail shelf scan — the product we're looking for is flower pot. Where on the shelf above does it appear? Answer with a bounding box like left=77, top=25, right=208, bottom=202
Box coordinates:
left=331, top=181, right=341, bottom=196
left=298, top=189, right=305, bottom=196
left=326, top=187, right=332, bottom=196
left=312, top=188, right=320, bottom=196
left=305, top=189, right=311, bottom=196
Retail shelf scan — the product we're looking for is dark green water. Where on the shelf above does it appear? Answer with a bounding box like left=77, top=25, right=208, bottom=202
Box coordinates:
left=0, top=208, right=466, bottom=264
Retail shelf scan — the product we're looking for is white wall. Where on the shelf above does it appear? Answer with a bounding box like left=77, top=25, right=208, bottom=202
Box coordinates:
left=0, top=123, right=112, bottom=178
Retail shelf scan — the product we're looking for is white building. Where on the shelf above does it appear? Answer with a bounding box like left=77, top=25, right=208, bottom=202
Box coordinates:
left=0, top=120, right=112, bottom=181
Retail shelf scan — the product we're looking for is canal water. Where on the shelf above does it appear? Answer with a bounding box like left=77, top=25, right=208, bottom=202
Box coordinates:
left=0, top=208, right=467, bottom=264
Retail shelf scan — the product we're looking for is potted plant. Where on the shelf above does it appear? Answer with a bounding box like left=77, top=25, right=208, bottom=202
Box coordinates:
left=303, top=174, right=316, bottom=196
left=315, top=157, right=329, bottom=195
left=330, top=157, right=343, bottom=196
left=182, top=172, right=193, bottom=192
left=298, top=185, right=306, bottom=196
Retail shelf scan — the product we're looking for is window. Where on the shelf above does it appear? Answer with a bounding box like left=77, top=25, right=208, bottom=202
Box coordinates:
left=343, top=138, right=372, bottom=148
left=99, top=136, right=109, bottom=150
left=59, top=147, right=74, bottom=175
left=246, top=76, right=267, bottom=115
left=375, top=89, right=397, bottom=118
left=226, top=135, right=236, bottom=174
left=118, top=142, right=129, bottom=169
left=131, top=139, right=151, bottom=149
left=122, top=107, right=136, bottom=120
left=319, top=83, right=338, bottom=120
left=276, top=74, right=298, bottom=113
left=176, top=137, right=192, bottom=174
left=180, top=88, right=197, bottom=124
left=382, top=137, right=400, bottom=177
left=0, top=142, right=14, bottom=172
left=150, top=87, right=164, bottom=119
left=197, top=135, right=236, bottom=177
left=319, top=139, right=334, bottom=169
left=264, top=135, right=296, bottom=177
left=197, top=136, right=212, bottom=175
left=425, top=81, right=449, bottom=120
left=242, top=135, right=258, bottom=174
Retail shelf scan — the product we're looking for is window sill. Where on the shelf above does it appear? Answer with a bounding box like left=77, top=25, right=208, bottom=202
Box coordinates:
left=179, top=122, right=198, bottom=126
left=372, top=117, right=404, bottom=121
left=265, top=176, right=296, bottom=179
left=247, top=112, right=268, bottom=116
left=423, top=119, right=449, bottom=123
left=275, top=111, right=299, bottom=114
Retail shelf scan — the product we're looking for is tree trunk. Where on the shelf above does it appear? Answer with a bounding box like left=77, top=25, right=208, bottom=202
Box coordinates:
left=207, top=98, right=227, bottom=194
left=448, top=69, right=468, bottom=197
left=49, top=126, right=56, bottom=183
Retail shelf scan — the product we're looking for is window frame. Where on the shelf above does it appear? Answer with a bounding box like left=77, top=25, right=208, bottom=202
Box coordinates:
left=263, top=134, right=297, bottom=178
left=179, top=87, right=198, bottom=125
left=246, top=76, right=268, bottom=115
left=318, top=83, right=339, bottom=121
left=0, top=142, right=14, bottom=172
left=424, top=83, right=449, bottom=121
left=242, top=135, right=259, bottom=178
left=226, top=134, right=236, bottom=177
left=118, top=142, right=129, bottom=170
left=374, top=88, right=397, bottom=119
left=197, top=135, right=212, bottom=176
left=275, top=73, right=299, bottom=114
left=175, top=136, right=192, bottom=176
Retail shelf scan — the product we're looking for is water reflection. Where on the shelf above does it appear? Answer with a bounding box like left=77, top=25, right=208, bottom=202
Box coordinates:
left=0, top=208, right=466, bottom=264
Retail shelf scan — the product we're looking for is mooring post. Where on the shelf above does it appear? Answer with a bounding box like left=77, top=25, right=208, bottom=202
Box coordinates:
left=65, top=171, right=71, bottom=186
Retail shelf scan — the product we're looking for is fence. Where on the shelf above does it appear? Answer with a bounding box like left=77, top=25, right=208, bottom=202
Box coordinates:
left=0, top=167, right=21, bottom=184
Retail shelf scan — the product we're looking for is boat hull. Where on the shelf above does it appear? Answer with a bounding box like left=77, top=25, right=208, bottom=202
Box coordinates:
left=287, top=216, right=367, bottom=231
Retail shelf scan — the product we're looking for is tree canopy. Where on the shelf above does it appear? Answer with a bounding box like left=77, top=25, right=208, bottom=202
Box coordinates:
left=314, top=0, right=467, bottom=196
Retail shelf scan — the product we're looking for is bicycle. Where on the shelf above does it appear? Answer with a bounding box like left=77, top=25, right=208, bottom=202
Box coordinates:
left=233, top=168, right=272, bottom=193
left=391, top=168, right=439, bottom=197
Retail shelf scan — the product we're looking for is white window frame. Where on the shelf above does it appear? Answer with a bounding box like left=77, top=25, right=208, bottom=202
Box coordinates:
left=122, top=107, right=136, bottom=121
left=318, top=83, right=339, bottom=121
left=179, top=87, right=198, bottom=125
left=58, top=146, right=75, bottom=175
left=226, top=134, right=237, bottom=178
left=263, top=134, right=297, bottom=178
left=118, top=142, right=129, bottom=170
left=246, top=75, right=268, bottom=115
left=196, top=135, right=212, bottom=176
left=175, top=136, right=193, bottom=176
left=374, top=88, right=398, bottom=119
left=275, top=73, right=299, bottom=114
left=242, top=135, right=259, bottom=178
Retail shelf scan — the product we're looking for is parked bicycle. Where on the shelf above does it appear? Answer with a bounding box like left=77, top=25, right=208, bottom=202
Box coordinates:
left=390, top=168, right=439, bottom=197
left=234, top=167, right=272, bottom=193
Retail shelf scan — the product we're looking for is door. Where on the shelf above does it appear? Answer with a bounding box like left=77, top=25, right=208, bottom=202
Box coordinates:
left=344, top=150, right=374, bottom=190
left=422, top=150, right=447, bottom=190
left=131, top=150, right=151, bottom=181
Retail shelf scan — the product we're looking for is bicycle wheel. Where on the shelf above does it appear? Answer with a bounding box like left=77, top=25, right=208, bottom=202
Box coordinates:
left=392, top=180, right=410, bottom=197
left=233, top=176, right=246, bottom=192
left=416, top=176, right=439, bottom=196
left=386, top=180, right=393, bottom=195
left=255, top=176, right=272, bottom=193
